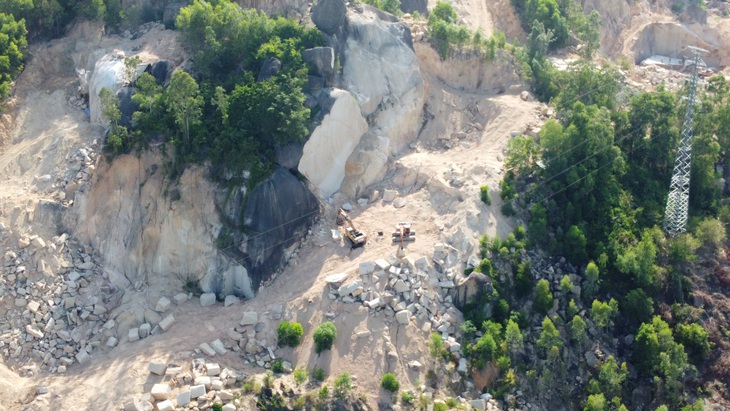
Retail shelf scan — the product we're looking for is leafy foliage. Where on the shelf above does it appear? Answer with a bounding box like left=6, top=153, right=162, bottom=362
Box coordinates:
left=277, top=321, right=304, bottom=347
left=534, top=279, right=553, bottom=313
left=0, top=12, right=27, bottom=100
left=380, top=373, right=400, bottom=392
left=313, top=322, right=337, bottom=354
left=333, top=372, right=352, bottom=398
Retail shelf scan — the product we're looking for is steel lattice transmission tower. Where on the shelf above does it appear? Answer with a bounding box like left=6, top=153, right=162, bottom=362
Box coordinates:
left=663, top=46, right=707, bottom=235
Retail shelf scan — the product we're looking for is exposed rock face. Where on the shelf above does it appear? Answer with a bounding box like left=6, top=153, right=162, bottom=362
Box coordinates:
left=302, top=47, right=335, bottom=83
left=241, top=167, right=319, bottom=291
left=257, top=57, right=282, bottom=82
left=73, top=150, right=317, bottom=298
left=301, top=5, right=425, bottom=197
left=400, top=0, right=427, bottom=15
left=298, top=89, right=368, bottom=197
left=311, top=0, right=347, bottom=35
left=632, top=22, right=720, bottom=66
left=117, top=86, right=138, bottom=128
left=88, top=51, right=128, bottom=125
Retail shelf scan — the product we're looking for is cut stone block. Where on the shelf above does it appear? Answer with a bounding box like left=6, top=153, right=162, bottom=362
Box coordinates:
left=150, top=383, right=170, bottom=400
left=206, top=363, right=221, bottom=376
left=155, top=297, right=171, bottom=313
left=240, top=311, right=258, bottom=326
left=173, top=293, right=188, bottom=305
left=159, top=314, right=175, bottom=331
left=358, top=262, right=375, bottom=275
left=324, top=272, right=348, bottom=284
left=176, top=390, right=191, bottom=407
left=199, top=342, right=216, bottom=356
left=222, top=404, right=236, bottom=411
left=139, top=323, right=152, bottom=338
left=383, top=189, right=397, bottom=202
left=200, top=293, right=216, bottom=307
left=75, top=350, right=90, bottom=365
left=395, top=310, right=410, bottom=325
left=210, top=339, right=227, bottom=354
left=157, top=400, right=174, bottom=411
left=224, top=295, right=240, bottom=306
left=338, top=279, right=362, bottom=296
left=128, top=328, right=140, bottom=342
left=106, top=337, right=118, bottom=347
left=148, top=360, right=167, bottom=376
left=190, top=384, right=206, bottom=399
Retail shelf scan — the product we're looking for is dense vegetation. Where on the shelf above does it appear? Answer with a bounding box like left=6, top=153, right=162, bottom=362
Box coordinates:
left=107, top=0, right=323, bottom=187
left=451, top=53, right=728, bottom=410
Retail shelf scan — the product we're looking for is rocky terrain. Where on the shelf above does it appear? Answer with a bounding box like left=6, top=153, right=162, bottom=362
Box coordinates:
left=0, top=0, right=729, bottom=410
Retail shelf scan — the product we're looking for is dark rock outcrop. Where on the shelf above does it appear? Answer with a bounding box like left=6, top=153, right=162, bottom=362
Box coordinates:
left=400, top=0, right=427, bottom=15
left=302, top=47, right=335, bottom=81
left=311, top=0, right=347, bottom=35
left=242, top=167, right=320, bottom=291
left=257, top=57, right=282, bottom=82
left=117, top=86, right=138, bottom=128
left=151, top=60, right=172, bottom=85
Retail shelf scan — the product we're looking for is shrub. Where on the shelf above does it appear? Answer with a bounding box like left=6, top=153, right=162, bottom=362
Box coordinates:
left=313, top=322, right=337, bottom=353
left=381, top=373, right=400, bottom=392
left=534, top=279, right=553, bottom=313
left=434, top=402, right=449, bottom=411
left=272, top=359, right=284, bottom=373
left=318, top=385, right=329, bottom=400
left=674, top=322, right=711, bottom=364
left=445, top=397, right=459, bottom=408
left=695, top=218, right=726, bottom=248
left=401, top=391, right=415, bottom=404
left=293, top=368, right=308, bottom=385
left=277, top=321, right=305, bottom=347
left=312, top=367, right=326, bottom=381
left=334, top=372, right=352, bottom=398
left=429, top=333, right=450, bottom=359
left=480, top=185, right=492, bottom=205
left=242, top=378, right=261, bottom=394
left=560, top=275, right=573, bottom=292
left=212, top=403, right=223, bottom=411
left=501, top=201, right=516, bottom=216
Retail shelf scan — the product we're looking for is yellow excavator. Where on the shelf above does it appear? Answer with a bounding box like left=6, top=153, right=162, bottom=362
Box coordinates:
left=336, top=208, right=367, bottom=249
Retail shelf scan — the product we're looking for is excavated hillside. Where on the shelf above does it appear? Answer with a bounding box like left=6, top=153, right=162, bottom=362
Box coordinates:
left=0, top=0, right=729, bottom=410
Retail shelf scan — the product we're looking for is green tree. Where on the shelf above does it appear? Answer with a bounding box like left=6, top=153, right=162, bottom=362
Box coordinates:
left=616, top=229, right=661, bottom=290
left=560, top=275, right=574, bottom=292
left=277, top=321, right=304, bottom=347
left=165, top=70, right=203, bottom=145
left=597, top=356, right=627, bottom=398
left=583, top=261, right=600, bottom=299
left=504, top=319, right=524, bottom=358
left=674, top=323, right=711, bottom=364
left=694, top=218, right=726, bottom=248
left=313, top=322, right=337, bottom=354
left=381, top=373, right=400, bottom=392
left=430, top=1, right=457, bottom=24
left=0, top=12, right=27, bottom=100
left=536, top=316, right=562, bottom=354
left=99, top=87, right=121, bottom=128
left=570, top=315, right=588, bottom=349
left=622, top=288, right=654, bottom=326
left=534, top=279, right=553, bottom=313
left=515, top=260, right=533, bottom=297
left=590, top=299, right=618, bottom=334
left=334, top=371, right=351, bottom=398
left=583, top=393, right=606, bottom=411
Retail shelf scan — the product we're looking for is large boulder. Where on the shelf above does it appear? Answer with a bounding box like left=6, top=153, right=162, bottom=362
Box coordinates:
left=257, top=57, right=282, bottom=82
left=302, top=47, right=335, bottom=81
left=117, top=86, right=138, bottom=128
left=311, top=0, right=347, bottom=35
left=242, top=167, right=320, bottom=291
left=336, top=5, right=425, bottom=194
left=298, top=89, right=368, bottom=197
left=400, top=0, right=427, bottom=15
left=151, top=60, right=172, bottom=85
left=89, top=51, right=128, bottom=125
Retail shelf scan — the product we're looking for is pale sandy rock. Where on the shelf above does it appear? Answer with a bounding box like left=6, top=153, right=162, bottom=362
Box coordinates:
left=150, top=383, right=170, bottom=400
left=89, top=51, right=127, bottom=125
left=190, top=384, right=206, bottom=398
left=32, top=237, right=46, bottom=249
left=75, top=350, right=90, bottom=365
left=325, top=272, right=349, bottom=284
left=176, top=390, right=191, bottom=407
left=148, top=360, right=167, bottom=376
left=200, top=343, right=216, bottom=356
left=395, top=310, right=410, bottom=325
left=224, top=295, right=240, bottom=306
left=206, top=362, right=221, bottom=376
left=298, top=89, right=368, bottom=197
left=173, top=293, right=188, bottom=304
left=155, top=297, right=171, bottom=312
left=200, top=293, right=216, bottom=307
left=240, top=311, right=258, bottom=326
left=156, top=400, right=174, bottom=411
left=159, top=314, right=175, bottom=331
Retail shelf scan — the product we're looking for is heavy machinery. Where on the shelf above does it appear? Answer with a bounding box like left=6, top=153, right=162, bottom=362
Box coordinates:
left=336, top=208, right=367, bottom=249
left=392, top=222, right=416, bottom=246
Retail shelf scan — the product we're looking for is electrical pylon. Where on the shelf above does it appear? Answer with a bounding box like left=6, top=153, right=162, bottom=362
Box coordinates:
left=663, top=46, right=707, bottom=236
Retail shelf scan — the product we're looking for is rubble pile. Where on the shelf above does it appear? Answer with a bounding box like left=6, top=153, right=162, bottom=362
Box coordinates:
left=0, top=233, right=115, bottom=373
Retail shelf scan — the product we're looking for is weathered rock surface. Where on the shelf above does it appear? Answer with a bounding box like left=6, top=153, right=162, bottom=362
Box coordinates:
left=311, top=0, right=347, bottom=34
left=298, top=89, right=368, bottom=197
left=88, top=51, right=127, bottom=125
